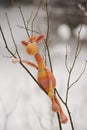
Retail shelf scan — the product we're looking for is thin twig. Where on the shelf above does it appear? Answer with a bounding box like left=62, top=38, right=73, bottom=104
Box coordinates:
left=44, top=37, right=52, bottom=65
left=17, top=25, right=40, bottom=34
left=19, top=6, right=30, bottom=37
left=54, top=88, right=74, bottom=130
left=63, top=25, right=83, bottom=130
left=65, top=24, right=83, bottom=104
left=54, top=88, right=65, bottom=105
left=55, top=88, right=74, bottom=130
left=76, top=24, right=82, bottom=57
left=65, top=43, right=70, bottom=72
left=26, top=11, right=33, bottom=29
left=31, top=0, right=42, bottom=35
left=64, top=22, right=84, bottom=130
left=66, top=69, right=71, bottom=104
left=65, top=25, right=82, bottom=104
left=54, top=89, right=62, bottom=130
left=70, top=25, right=82, bottom=72
left=5, top=13, right=21, bottom=60
left=65, top=104, right=74, bottom=130
left=0, top=25, right=16, bottom=58
left=2, top=53, right=16, bottom=58
left=45, top=0, right=53, bottom=73
left=69, top=61, right=87, bottom=89
left=76, top=40, right=83, bottom=58
left=57, top=112, right=62, bottom=130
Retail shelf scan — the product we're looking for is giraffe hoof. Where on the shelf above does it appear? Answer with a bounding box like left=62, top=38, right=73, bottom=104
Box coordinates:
left=60, top=114, right=68, bottom=124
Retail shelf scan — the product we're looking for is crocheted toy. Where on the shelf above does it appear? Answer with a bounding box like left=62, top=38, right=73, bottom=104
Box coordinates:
left=12, top=34, right=68, bottom=123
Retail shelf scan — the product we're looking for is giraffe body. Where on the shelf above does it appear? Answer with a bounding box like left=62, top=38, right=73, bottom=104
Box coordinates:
left=35, top=53, right=56, bottom=92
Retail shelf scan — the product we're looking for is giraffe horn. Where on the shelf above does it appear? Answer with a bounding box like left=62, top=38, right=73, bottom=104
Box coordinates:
left=36, top=34, right=45, bottom=43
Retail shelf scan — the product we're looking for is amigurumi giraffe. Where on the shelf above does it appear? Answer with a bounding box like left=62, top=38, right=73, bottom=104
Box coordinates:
left=12, top=34, right=68, bottom=123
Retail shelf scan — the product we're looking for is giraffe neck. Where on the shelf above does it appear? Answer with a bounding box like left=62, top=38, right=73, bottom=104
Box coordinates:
left=35, top=53, right=46, bottom=70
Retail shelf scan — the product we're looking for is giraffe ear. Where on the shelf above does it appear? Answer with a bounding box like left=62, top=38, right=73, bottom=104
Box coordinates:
left=36, top=34, right=45, bottom=43
left=21, top=41, right=28, bottom=46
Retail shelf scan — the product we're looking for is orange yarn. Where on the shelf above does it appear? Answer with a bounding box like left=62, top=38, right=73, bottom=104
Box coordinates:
left=19, top=34, right=68, bottom=123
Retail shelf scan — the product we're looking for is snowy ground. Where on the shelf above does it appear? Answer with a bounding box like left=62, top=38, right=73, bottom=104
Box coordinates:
left=0, top=4, right=87, bottom=130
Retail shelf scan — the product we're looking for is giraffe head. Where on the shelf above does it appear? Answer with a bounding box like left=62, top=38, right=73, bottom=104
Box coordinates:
left=21, top=34, right=45, bottom=55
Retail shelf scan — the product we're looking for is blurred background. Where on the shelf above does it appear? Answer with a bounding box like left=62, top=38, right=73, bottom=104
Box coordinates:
left=0, top=0, right=87, bottom=130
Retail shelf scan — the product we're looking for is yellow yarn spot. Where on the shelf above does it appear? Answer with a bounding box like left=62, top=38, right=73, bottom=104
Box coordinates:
left=48, top=80, right=54, bottom=98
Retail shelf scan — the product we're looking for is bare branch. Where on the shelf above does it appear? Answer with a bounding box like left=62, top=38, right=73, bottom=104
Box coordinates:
left=54, top=88, right=65, bottom=105
left=2, top=53, right=16, bottom=58
left=65, top=29, right=82, bottom=100
left=69, top=61, right=87, bottom=89
left=54, top=88, right=74, bottom=129
left=70, top=25, right=82, bottom=72
left=26, top=11, right=33, bottom=29
left=54, top=89, right=62, bottom=130
left=5, top=13, right=21, bottom=60
left=63, top=9, right=85, bottom=129
left=17, top=25, right=40, bottom=34
left=65, top=104, right=74, bottom=130
left=19, top=6, right=30, bottom=37
left=57, top=112, right=62, bottom=130
left=0, top=25, right=16, bottom=58
left=31, top=0, right=42, bottom=35
left=45, top=0, right=53, bottom=73
left=65, top=43, right=70, bottom=72
left=76, top=41, right=83, bottom=58
left=75, top=25, right=82, bottom=57
left=65, top=24, right=83, bottom=105
left=55, top=88, right=74, bottom=129
left=66, top=69, right=71, bottom=104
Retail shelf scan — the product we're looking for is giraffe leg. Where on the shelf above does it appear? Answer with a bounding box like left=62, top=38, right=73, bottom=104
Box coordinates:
left=54, top=96, right=68, bottom=123
left=48, top=80, right=60, bottom=112
left=12, top=58, right=38, bottom=70
left=51, top=97, right=60, bottom=112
